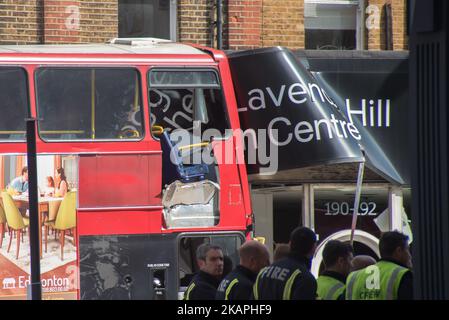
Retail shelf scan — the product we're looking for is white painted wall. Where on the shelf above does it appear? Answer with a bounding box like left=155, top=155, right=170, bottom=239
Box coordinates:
left=37, top=155, right=55, bottom=192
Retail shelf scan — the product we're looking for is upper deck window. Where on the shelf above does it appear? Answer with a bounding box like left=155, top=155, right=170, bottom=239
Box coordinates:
left=0, top=67, right=29, bottom=141
left=36, top=68, right=143, bottom=141
left=149, top=70, right=220, bottom=88
left=148, top=69, right=229, bottom=137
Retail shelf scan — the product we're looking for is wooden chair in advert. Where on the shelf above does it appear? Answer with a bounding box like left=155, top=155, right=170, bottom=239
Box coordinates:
left=44, top=191, right=76, bottom=260
left=1, top=192, right=29, bottom=259
left=0, top=204, right=7, bottom=248
left=44, top=200, right=62, bottom=238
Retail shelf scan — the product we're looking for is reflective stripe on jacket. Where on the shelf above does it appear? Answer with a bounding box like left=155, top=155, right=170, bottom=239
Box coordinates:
left=317, top=275, right=345, bottom=300
left=345, top=260, right=409, bottom=300
left=216, top=265, right=257, bottom=300
left=253, top=253, right=316, bottom=300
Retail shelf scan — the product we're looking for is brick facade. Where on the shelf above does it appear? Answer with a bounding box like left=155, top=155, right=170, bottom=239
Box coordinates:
left=365, top=0, right=407, bottom=50
left=0, top=0, right=406, bottom=50
left=78, top=0, right=117, bottom=43
left=391, top=0, right=407, bottom=50
left=261, top=0, right=303, bottom=49
left=227, top=0, right=262, bottom=50
left=0, top=0, right=116, bottom=45
left=44, top=0, right=117, bottom=44
left=226, top=0, right=303, bottom=50
left=0, top=0, right=44, bottom=44
left=178, top=0, right=214, bottom=46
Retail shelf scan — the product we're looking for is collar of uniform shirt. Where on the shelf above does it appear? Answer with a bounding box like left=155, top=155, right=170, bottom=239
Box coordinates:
left=287, top=251, right=312, bottom=270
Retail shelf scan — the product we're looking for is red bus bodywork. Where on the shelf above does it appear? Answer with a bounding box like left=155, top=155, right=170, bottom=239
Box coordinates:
left=0, top=42, right=252, bottom=300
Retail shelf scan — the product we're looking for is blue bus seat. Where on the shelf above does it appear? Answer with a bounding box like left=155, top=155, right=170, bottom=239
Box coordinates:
left=160, top=130, right=209, bottom=186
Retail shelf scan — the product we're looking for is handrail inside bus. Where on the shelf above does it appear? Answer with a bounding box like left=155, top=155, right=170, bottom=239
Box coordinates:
left=151, top=125, right=164, bottom=136
left=178, top=142, right=210, bottom=151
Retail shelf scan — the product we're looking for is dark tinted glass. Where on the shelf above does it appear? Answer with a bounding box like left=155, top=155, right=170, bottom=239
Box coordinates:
left=0, top=67, right=29, bottom=141
left=36, top=68, right=143, bottom=141
left=149, top=70, right=219, bottom=88
left=118, top=0, right=170, bottom=38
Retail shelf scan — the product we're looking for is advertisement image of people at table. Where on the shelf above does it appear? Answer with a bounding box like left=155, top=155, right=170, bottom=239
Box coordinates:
left=0, top=154, right=78, bottom=300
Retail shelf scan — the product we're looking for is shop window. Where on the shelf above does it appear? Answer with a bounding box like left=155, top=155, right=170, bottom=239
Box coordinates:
left=313, top=185, right=389, bottom=242
left=273, top=190, right=303, bottom=244
left=35, top=68, right=143, bottom=141
left=0, top=67, right=29, bottom=141
left=305, top=0, right=362, bottom=50
left=118, top=0, right=176, bottom=40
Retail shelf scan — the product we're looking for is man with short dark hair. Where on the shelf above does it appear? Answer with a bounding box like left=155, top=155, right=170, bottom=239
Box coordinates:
left=8, top=166, right=28, bottom=193
left=216, top=240, right=270, bottom=300
left=317, top=240, right=353, bottom=300
left=252, top=226, right=318, bottom=300
left=346, top=231, right=413, bottom=300
left=184, top=243, right=224, bottom=300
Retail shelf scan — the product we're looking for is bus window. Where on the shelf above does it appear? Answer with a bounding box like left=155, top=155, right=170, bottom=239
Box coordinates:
left=0, top=67, right=29, bottom=141
left=148, top=69, right=230, bottom=137
left=177, top=234, right=243, bottom=294
left=35, top=68, right=143, bottom=141
left=149, top=70, right=226, bottom=229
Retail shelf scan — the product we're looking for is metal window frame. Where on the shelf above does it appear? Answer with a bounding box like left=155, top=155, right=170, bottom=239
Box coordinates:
left=176, top=231, right=245, bottom=295
left=304, top=0, right=365, bottom=50
left=147, top=67, right=232, bottom=141
left=0, top=65, right=31, bottom=143
left=170, top=0, right=178, bottom=41
left=34, top=66, right=145, bottom=143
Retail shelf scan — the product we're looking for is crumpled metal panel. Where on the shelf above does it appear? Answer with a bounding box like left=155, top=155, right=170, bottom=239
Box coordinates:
left=162, top=179, right=219, bottom=208
left=162, top=180, right=220, bottom=228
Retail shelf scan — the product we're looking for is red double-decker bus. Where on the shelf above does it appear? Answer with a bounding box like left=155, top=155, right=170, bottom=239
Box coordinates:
left=0, top=39, right=252, bottom=300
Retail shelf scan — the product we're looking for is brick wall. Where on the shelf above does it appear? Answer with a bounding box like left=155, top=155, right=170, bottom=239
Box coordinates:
left=365, top=0, right=387, bottom=50
left=262, top=0, right=303, bottom=49
left=391, top=0, right=407, bottom=50
left=0, top=0, right=406, bottom=49
left=43, top=0, right=81, bottom=43
left=178, top=0, right=213, bottom=46
left=0, top=0, right=117, bottom=45
left=227, top=0, right=303, bottom=50
left=228, top=0, right=262, bottom=50
left=44, top=0, right=117, bottom=44
left=0, top=0, right=44, bottom=44
left=365, top=0, right=407, bottom=50
left=78, top=0, right=117, bottom=43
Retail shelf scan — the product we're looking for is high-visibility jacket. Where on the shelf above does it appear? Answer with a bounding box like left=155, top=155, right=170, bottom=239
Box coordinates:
left=252, top=253, right=317, bottom=300
left=317, top=273, right=345, bottom=300
left=216, top=265, right=257, bottom=300
left=345, top=260, right=409, bottom=300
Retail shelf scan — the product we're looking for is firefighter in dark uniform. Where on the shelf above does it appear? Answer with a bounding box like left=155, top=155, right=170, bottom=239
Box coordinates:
left=253, top=227, right=318, bottom=300
left=346, top=231, right=413, bottom=300
left=317, top=240, right=353, bottom=300
left=184, top=243, right=224, bottom=300
left=216, top=240, right=270, bottom=300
